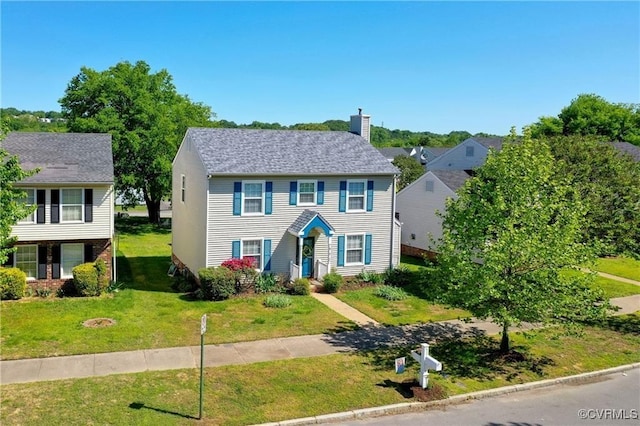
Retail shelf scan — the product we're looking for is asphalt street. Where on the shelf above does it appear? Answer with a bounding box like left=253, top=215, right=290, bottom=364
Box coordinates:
left=324, top=368, right=640, bottom=426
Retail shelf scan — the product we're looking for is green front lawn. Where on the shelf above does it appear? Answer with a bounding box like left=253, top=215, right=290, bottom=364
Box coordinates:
left=595, top=256, right=640, bottom=282
left=0, top=218, right=353, bottom=360
left=2, top=314, right=638, bottom=425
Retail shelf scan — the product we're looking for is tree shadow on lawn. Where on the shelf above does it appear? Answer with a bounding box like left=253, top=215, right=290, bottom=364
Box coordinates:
left=115, top=216, right=171, bottom=235
left=116, top=254, right=175, bottom=293
left=323, top=322, right=554, bottom=382
left=591, top=312, right=640, bottom=336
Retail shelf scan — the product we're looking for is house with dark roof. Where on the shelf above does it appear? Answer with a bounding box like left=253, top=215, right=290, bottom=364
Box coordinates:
left=396, top=169, right=471, bottom=257
left=426, top=136, right=502, bottom=171
left=612, top=142, right=640, bottom=162
left=3, top=132, right=115, bottom=290
left=171, top=111, right=401, bottom=280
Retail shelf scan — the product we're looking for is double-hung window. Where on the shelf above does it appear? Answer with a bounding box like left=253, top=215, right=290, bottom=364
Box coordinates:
left=18, top=189, right=36, bottom=224
left=345, top=234, right=364, bottom=265
left=297, top=180, right=316, bottom=205
left=243, top=181, right=264, bottom=215
left=61, top=243, right=84, bottom=278
left=181, top=175, right=186, bottom=203
left=242, top=239, right=262, bottom=270
left=61, top=189, right=83, bottom=222
left=347, top=180, right=366, bottom=212
left=15, top=245, right=37, bottom=279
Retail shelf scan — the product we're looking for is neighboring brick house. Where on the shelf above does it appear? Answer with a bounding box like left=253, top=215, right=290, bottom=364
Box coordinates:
left=3, top=132, right=115, bottom=291
left=172, top=111, right=401, bottom=280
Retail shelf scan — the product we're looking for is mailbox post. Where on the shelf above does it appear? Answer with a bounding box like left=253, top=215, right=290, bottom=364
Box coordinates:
left=410, top=343, right=442, bottom=389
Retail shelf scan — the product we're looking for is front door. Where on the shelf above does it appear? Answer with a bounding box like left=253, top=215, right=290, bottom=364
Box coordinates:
left=300, top=237, right=314, bottom=278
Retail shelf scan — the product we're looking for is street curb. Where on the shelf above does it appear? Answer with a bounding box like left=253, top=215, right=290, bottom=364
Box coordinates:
left=254, top=363, right=640, bottom=425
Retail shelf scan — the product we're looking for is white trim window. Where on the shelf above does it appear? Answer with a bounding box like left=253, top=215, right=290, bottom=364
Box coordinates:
left=242, top=239, right=262, bottom=270
left=61, top=188, right=84, bottom=222
left=242, top=181, right=265, bottom=215
left=181, top=175, right=186, bottom=203
left=297, top=180, right=317, bottom=206
left=61, top=243, right=84, bottom=278
left=15, top=245, right=37, bottom=280
left=347, top=180, right=366, bottom=212
left=18, top=189, right=36, bottom=224
left=345, top=234, right=364, bottom=265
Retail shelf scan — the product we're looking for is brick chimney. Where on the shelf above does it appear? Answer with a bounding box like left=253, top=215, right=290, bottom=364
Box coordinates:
left=350, top=108, right=371, bottom=143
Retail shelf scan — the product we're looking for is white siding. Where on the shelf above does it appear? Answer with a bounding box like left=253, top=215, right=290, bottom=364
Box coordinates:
left=396, top=172, right=457, bottom=251
left=172, top=135, right=209, bottom=274
left=426, top=139, right=488, bottom=171
left=10, top=185, right=113, bottom=241
left=206, top=176, right=395, bottom=276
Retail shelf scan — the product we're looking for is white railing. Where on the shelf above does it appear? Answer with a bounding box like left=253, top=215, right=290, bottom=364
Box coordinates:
left=315, top=260, right=328, bottom=281
left=289, top=261, right=300, bottom=282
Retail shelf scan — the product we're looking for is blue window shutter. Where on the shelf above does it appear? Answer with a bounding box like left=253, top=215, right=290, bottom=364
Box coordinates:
left=289, top=181, right=297, bottom=205
left=317, top=181, right=324, bottom=205
left=366, top=180, right=374, bottom=212
left=339, top=181, right=347, bottom=212
left=263, top=239, right=272, bottom=271
left=365, top=234, right=372, bottom=265
left=232, top=240, right=241, bottom=259
left=233, top=182, right=242, bottom=215
left=265, top=182, right=273, bottom=215
left=337, top=236, right=345, bottom=267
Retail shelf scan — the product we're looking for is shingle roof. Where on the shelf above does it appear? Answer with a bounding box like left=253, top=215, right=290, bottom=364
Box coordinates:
left=471, top=137, right=503, bottom=151
left=612, top=142, right=640, bottom=162
left=187, top=128, right=399, bottom=176
left=432, top=170, right=471, bottom=191
left=377, top=147, right=412, bottom=159
left=287, top=209, right=335, bottom=236
left=423, top=147, right=450, bottom=157
left=2, top=132, right=114, bottom=184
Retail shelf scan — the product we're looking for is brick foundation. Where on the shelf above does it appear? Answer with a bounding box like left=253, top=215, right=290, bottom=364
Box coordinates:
left=15, top=239, right=113, bottom=293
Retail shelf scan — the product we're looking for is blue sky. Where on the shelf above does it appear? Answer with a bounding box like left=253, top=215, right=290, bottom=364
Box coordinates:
left=1, top=1, right=638, bottom=135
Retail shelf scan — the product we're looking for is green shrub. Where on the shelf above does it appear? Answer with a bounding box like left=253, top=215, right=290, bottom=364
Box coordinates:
left=0, top=267, right=28, bottom=300
left=94, top=258, right=108, bottom=289
left=374, top=284, right=409, bottom=301
left=198, top=267, right=236, bottom=301
left=357, top=269, right=383, bottom=284
left=384, top=266, right=413, bottom=287
left=290, top=278, right=310, bottom=296
left=73, top=263, right=100, bottom=296
left=35, top=287, right=52, bottom=298
left=171, top=274, right=197, bottom=293
left=322, top=271, right=343, bottom=294
left=263, top=294, right=292, bottom=308
left=255, top=273, right=280, bottom=294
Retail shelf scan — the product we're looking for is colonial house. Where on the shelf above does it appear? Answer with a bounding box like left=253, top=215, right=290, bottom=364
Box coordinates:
left=3, top=132, right=115, bottom=290
left=397, top=170, right=470, bottom=257
left=426, top=137, right=502, bottom=171
left=171, top=111, right=401, bottom=280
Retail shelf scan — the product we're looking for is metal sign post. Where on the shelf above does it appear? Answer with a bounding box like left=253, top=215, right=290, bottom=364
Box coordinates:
left=199, top=314, right=207, bottom=420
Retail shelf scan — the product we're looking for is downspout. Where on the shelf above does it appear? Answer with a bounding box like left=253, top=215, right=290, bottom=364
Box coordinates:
left=111, top=185, right=116, bottom=282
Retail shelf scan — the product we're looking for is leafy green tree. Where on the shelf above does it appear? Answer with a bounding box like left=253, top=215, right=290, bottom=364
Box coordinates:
left=0, top=126, right=39, bottom=263
left=547, top=135, right=640, bottom=258
left=59, top=60, right=214, bottom=223
left=433, top=128, right=610, bottom=354
left=392, top=155, right=425, bottom=191
left=532, top=94, right=640, bottom=145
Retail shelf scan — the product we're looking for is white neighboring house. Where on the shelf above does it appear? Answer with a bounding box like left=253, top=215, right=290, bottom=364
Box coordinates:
left=172, top=111, right=401, bottom=281
left=3, top=132, right=115, bottom=290
left=426, top=137, right=502, bottom=171
left=397, top=170, right=470, bottom=257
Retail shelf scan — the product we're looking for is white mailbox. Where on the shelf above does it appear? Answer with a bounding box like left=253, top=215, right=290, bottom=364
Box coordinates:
left=410, top=343, right=442, bottom=389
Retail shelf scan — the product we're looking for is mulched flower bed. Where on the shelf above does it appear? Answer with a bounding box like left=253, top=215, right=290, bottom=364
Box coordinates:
left=82, top=318, right=117, bottom=328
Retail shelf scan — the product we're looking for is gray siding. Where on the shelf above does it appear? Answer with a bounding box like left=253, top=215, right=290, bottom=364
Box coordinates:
left=172, top=135, right=209, bottom=274
left=10, top=185, right=113, bottom=241
left=426, top=139, right=488, bottom=171
left=397, top=172, right=457, bottom=251
left=206, top=176, right=395, bottom=276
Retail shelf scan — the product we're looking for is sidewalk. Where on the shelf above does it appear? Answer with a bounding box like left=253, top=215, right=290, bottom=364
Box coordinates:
left=1, top=294, right=637, bottom=386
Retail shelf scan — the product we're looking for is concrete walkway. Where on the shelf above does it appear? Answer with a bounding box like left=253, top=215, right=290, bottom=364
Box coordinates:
left=311, top=292, right=379, bottom=326
left=596, top=271, right=640, bottom=286
left=1, top=294, right=637, bottom=386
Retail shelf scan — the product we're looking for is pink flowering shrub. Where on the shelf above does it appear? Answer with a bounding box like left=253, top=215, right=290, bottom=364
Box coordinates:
left=220, top=257, right=258, bottom=293
left=221, top=257, right=256, bottom=271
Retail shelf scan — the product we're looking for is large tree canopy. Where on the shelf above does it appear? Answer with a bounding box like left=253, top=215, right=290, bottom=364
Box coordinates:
left=0, top=126, right=38, bottom=263
left=531, top=94, right=640, bottom=145
left=59, top=60, right=214, bottom=223
left=392, top=155, right=425, bottom=191
left=547, top=135, right=640, bottom=258
left=433, top=128, right=611, bottom=353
